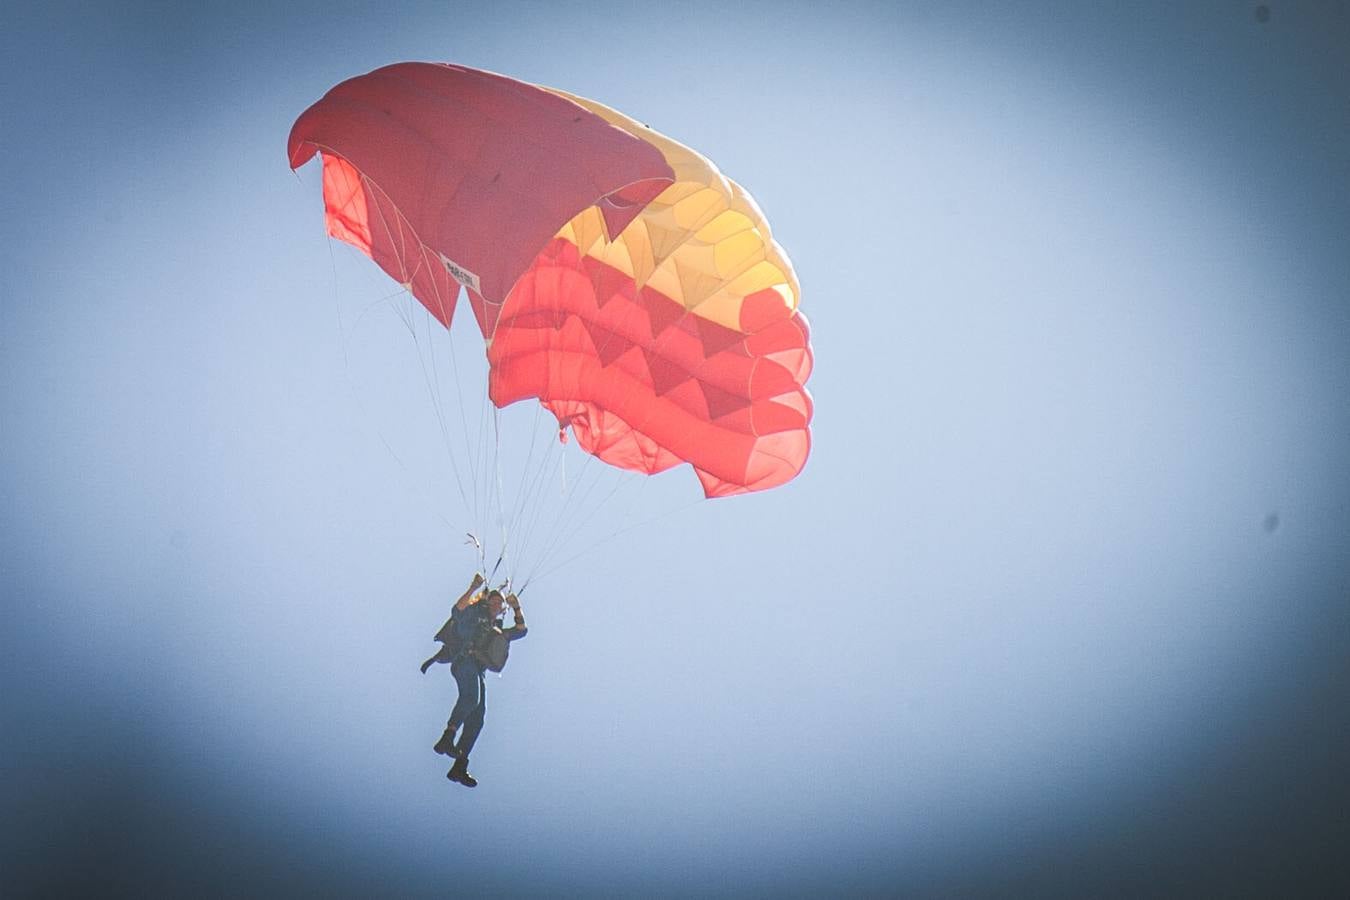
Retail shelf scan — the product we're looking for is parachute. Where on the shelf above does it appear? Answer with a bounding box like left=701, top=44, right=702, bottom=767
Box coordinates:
left=289, top=63, right=812, bottom=581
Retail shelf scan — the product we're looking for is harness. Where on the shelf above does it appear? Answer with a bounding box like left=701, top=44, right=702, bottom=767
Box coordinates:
left=420, top=603, right=510, bottom=673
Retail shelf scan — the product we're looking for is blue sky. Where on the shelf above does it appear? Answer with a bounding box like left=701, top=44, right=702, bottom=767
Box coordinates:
left=3, top=2, right=1348, bottom=895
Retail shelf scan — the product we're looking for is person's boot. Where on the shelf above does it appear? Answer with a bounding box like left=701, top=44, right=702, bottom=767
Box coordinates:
left=447, top=756, right=477, bottom=788
left=434, top=727, right=460, bottom=758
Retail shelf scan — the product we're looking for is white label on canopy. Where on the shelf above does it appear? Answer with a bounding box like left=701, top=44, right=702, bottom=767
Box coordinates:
left=439, top=253, right=482, bottom=294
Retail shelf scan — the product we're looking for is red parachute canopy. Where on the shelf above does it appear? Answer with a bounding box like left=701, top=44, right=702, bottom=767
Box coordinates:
left=289, top=62, right=812, bottom=497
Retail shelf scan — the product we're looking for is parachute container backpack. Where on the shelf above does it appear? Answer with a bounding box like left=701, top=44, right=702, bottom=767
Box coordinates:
left=289, top=63, right=813, bottom=584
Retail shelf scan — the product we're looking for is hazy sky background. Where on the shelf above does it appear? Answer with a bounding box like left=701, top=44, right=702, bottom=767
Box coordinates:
left=3, top=1, right=1348, bottom=895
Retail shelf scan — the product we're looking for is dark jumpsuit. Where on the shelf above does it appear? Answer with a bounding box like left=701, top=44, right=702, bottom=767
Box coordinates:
left=445, top=602, right=527, bottom=757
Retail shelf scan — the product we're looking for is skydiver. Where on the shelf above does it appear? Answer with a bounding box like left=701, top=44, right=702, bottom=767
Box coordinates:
left=420, top=573, right=528, bottom=787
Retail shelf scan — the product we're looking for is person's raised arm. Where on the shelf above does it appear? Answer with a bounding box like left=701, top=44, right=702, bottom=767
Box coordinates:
left=504, top=593, right=527, bottom=637
left=455, top=573, right=486, bottom=610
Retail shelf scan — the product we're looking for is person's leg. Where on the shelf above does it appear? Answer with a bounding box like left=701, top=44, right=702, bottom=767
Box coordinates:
left=438, top=659, right=482, bottom=755
left=448, top=674, right=486, bottom=787
left=447, top=659, right=482, bottom=728
left=456, top=673, right=487, bottom=757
